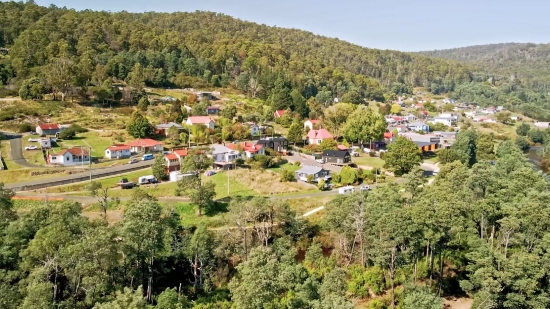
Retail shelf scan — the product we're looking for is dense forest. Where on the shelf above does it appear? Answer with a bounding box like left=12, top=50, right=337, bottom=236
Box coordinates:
left=2, top=132, right=550, bottom=308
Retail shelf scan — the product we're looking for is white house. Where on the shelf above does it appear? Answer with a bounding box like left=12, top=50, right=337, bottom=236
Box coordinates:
left=39, top=137, right=52, bottom=149
left=227, top=142, right=265, bottom=159
left=105, top=145, right=132, bottom=159
left=48, top=148, right=90, bottom=166
left=307, top=129, right=333, bottom=145
left=535, top=122, right=550, bottom=129
left=186, top=116, right=215, bottom=130
left=404, top=114, right=417, bottom=122
left=432, top=113, right=458, bottom=126
left=407, top=122, right=430, bottom=133
left=212, top=144, right=241, bottom=163
left=304, top=119, right=321, bottom=131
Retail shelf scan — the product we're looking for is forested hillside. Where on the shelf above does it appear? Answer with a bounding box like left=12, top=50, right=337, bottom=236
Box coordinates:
left=0, top=1, right=472, bottom=107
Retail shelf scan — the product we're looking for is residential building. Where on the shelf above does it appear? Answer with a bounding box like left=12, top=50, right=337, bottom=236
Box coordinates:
left=126, top=139, right=163, bottom=153
left=196, top=92, right=213, bottom=101
left=183, top=105, right=193, bottom=114
left=155, top=122, right=185, bottom=137
left=304, top=119, right=321, bottom=131
left=173, top=149, right=188, bottom=164
left=431, top=115, right=457, bottom=126
left=39, top=137, right=52, bottom=149
left=404, top=114, right=417, bottom=122
left=407, top=122, right=430, bottom=133
left=307, top=129, right=333, bottom=145
left=105, top=145, right=131, bottom=159
left=295, top=165, right=330, bottom=183
left=227, top=142, right=265, bottom=158
left=322, top=150, right=351, bottom=165
left=47, top=148, right=90, bottom=166
left=211, top=144, right=241, bottom=168
left=400, top=132, right=441, bottom=152
left=535, top=122, right=550, bottom=129
left=245, top=122, right=260, bottom=136
left=164, top=154, right=180, bottom=172
left=186, top=116, right=215, bottom=130
left=36, top=123, right=62, bottom=136
left=257, top=137, right=288, bottom=153
left=510, top=116, right=522, bottom=121
left=206, top=106, right=220, bottom=115
left=273, top=110, right=286, bottom=118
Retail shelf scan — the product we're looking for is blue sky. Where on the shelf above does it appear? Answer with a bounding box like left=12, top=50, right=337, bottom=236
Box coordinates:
left=35, top=0, right=550, bottom=51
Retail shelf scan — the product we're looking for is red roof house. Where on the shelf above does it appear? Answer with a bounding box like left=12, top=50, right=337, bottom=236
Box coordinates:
left=274, top=110, right=286, bottom=118
left=126, top=138, right=163, bottom=153
left=307, top=129, right=334, bottom=145
left=105, top=144, right=132, bottom=159
left=186, top=116, right=216, bottom=129
left=164, top=153, right=180, bottom=172
left=304, top=119, right=321, bottom=130
left=36, top=123, right=62, bottom=135
left=227, top=142, right=265, bottom=158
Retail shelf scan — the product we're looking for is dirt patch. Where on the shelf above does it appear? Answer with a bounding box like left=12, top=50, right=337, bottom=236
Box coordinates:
left=232, top=169, right=314, bottom=195
left=444, top=297, right=473, bottom=309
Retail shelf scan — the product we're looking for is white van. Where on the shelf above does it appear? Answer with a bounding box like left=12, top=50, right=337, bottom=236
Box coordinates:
left=338, top=185, right=355, bottom=195
left=138, top=175, right=158, bottom=185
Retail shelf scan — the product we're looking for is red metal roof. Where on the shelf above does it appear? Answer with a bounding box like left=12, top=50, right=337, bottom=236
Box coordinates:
left=227, top=142, right=264, bottom=153
left=337, top=145, right=348, bottom=150
left=274, top=110, right=286, bottom=118
left=125, top=138, right=162, bottom=147
left=384, top=132, right=394, bottom=139
left=187, top=116, right=215, bottom=124
left=57, top=148, right=89, bottom=156
left=307, top=129, right=333, bottom=139
left=165, top=154, right=178, bottom=160
left=38, top=123, right=60, bottom=130
left=173, top=149, right=188, bottom=157
left=107, top=144, right=131, bottom=151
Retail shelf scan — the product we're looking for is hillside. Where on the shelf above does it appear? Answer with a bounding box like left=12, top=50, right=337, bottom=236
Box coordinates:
left=0, top=1, right=472, bottom=106
left=419, top=43, right=550, bottom=91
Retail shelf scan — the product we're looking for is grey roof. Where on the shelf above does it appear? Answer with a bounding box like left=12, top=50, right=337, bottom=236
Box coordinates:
left=295, top=165, right=325, bottom=175
left=212, top=144, right=235, bottom=155
left=156, top=122, right=184, bottom=129
left=322, top=150, right=349, bottom=157
left=413, top=141, right=437, bottom=147
left=408, top=122, right=429, bottom=127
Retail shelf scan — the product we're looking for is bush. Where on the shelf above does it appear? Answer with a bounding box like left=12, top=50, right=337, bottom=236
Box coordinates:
left=250, top=154, right=274, bottom=169
left=317, top=179, right=326, bottom=191
left=70, top=124, right=88, bottom=133
left=306, top=174, right=314, bottom=183
left=18, top=123, right=32, bottom=133
left=294, top=161, right=301, bottom=167
left=280, top=169, right=296, bottom=182
left=59, top=128, right=76, bottom=140
left=332, top=172, right=341, bottom=184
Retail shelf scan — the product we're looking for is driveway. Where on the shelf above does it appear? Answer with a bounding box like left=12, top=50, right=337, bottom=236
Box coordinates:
left=0, top=130, right=42, bottom=168
left=286, top=153, right=343, bottom=173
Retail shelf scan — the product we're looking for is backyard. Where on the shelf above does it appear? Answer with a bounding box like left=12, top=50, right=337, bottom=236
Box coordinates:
left=352, top=155, right=385, bottom=169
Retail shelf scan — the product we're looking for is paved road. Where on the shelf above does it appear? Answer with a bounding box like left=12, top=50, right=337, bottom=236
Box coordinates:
left=0, top=130, right=41, bottom=168
left=5, top=160, right=154, bottom=190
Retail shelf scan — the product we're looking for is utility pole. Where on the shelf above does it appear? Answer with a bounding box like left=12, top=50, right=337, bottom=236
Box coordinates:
left=89, top=147, right=92, bottom=182
left=227, top=167, right=230, bottom=196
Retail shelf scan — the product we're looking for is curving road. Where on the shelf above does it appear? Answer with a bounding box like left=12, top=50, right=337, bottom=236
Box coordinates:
left=0, top=130, right=42, bottom=168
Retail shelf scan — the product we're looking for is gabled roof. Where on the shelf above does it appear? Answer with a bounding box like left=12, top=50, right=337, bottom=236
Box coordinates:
left=305, top=119, right=321, bottom=124
left=257, top=137, right=287, bottom=145
left=156, top=122, right=184, bottom=129
left=296, top=165, right=326, bottom=175
left=165, top=154, right=178, bottom=160
left=274, top=110, right=286, bottom=118
left=307, top=129, right=333, bottom=139
left=187, top=116, right=215, bottom=124
left=173, top=149, right=188, bottom=157
left=337, top=145, right=348, bottom=150
left=57, top=148, right=89, bottom=156
left=322, top=150, right=350, bottom=158
left=228, top=142, right=264, bottom=153
left=212, top=144, right=237, bottom=155
left=107, top=144, right=131, bottom=151
left=408, top=122, right=428, bottom=127
left=38, top=123, right=61, bottom=130
left=384, top=132, right=394, bottom=139
left=126, top=138, right=162, bottom=147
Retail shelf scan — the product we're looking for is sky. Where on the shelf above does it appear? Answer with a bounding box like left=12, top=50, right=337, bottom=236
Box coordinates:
left=34, top=0, right=550, bottom=52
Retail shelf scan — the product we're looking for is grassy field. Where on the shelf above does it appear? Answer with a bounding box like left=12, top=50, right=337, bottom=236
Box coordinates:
left=45, top=169, right=154, bottom=193
left=269, top=162, right=302, bottom=173
left=352, top=155, right=385, bottom=169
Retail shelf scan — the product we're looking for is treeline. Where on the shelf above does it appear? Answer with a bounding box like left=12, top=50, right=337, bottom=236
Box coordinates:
left=0, top=2, right=473, bottom=108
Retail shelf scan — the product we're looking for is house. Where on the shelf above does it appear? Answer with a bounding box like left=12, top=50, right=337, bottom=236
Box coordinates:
left=196, top=92, right=214, bottom=101
left=295, top=165, right=330, bottom=183
left=155, top=122, right=185, bottom=137
left=307, top=129, right=333, bottom=145
left=36, top=123, right=62, bottom=136
left=472, top=116, right=489, bottom=123
left=304, top=119, right=321, bottom=131
left=164, top=154, right=180, bottom=173
left=47, top=148, right=90, bottom=166
left=400, top=133, right=440, bottom=152
left=105, top=145, right=131, bottom=159
left=407, top=122, right=430, bottom=133
left=173, top=149, right=188, bottom=163
left=186, top=116, right=215, bottom=130
left=126, top=139, right=163, bottom=153
left=206, top=106, right=220, bottom=115
left=257, top=137, right=288, bottom=153
left=383, top=132, right=395, bottom=141
left=183, top=105, right=193, bottom=114
left=412, top=141, right=439, bottom=153
left=273, top=110, right=286, bottom=118
left=337, top=145, right=348, bottom=151
left=404, top=114, right=417, bottom=122
left=39, top=137, right=52, bottom=149
left=211, top=144, right=241, bottom=169
left=228, top=142, right=265, bottom=158
left=322, top=150, right=351, bottom=165
left=431, top=116, right=455, bottom=126
left=245, top=122, right=260, bottom=136
left=535, top=122, right=550, bottom=129
left=510, top=116, right=522, bottom=121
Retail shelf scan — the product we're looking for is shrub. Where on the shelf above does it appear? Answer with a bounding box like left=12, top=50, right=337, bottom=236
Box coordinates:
left=280, top=169, right=296, bottom=182
left=317, top=179, right=326, bottom=191
left=18, top=123, right=32, bottom=133
left=294, top=161, right=301, bottom=167
left=70, top=124, right=88, bottom=133
left=332, top=172, right=341, bottom=184
left=306, top=174, right=314, bottom=183
left=59, top=128, right=76, bottom=140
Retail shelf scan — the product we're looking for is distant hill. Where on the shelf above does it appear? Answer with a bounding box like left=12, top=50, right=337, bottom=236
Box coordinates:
left=418, top=43, right=550, bottom=92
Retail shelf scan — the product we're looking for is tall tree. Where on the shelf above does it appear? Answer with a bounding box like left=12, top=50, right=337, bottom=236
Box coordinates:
left=323, top=103, right=356, bottom=137
left=45, top=57, right=76, bottom=101
left=126, top=111, right=152, bottom=138
left=342, top=107, right=387, bottom=146
left=383, top=136, right=422, bottom=176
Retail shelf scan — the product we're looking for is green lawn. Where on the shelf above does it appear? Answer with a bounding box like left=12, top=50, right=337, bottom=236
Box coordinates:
left=170, top=202, right=227, bottom=228
left=269, top=162, right=301, bottom=173
left=204, top=171, right=256, bottom=199
left=46, top=169, right=154, bottom=193
left=352, top=155, right=385, bottom=169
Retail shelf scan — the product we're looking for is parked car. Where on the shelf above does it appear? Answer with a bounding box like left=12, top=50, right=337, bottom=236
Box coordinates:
left=204, top=170, right=216, bottom=177
left=142, top=153, right=154, bottom=161
left=350, top=151, right=359, bottom=157
left=363, top=148, right=371, bottom=153
left=360, top=185, right=372, bottom=191
left=138, top=175, right=158, bottom=185
left=315, top=159, right=324, bottom=164
left=128, top=158, right=138, bottom=164
left=117, top=178, right=136, bottom=189
left=28, top=138, right=38, bottom=142
left=432, top=169, right=440, bottom=176
left=25, top=145, right=38, bottom=151
left=324, top=175, right=332, bottom=181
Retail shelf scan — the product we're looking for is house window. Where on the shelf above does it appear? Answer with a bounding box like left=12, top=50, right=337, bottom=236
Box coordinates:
left=66, top=156, right=70, bottom=161
left=317, top=139, right=321, bottom=144
left=51, top=156, right=57, bottom=160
